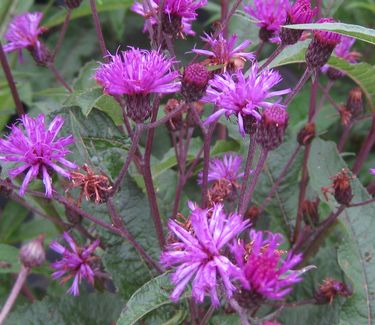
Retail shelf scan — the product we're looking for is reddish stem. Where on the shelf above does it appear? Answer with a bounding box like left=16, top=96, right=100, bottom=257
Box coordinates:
left=52, top=9, right=71, bottom=61
left=89, top=0, right=107, bottom=58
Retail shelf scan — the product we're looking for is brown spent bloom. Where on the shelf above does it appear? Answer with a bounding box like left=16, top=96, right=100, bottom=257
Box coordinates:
left=321, top=168, right=354, bottom=205
left=207, top=179, right=233, bottom=206
left=346, top=87, right=363, bottom=119
left=69, top=164, right=113, bottom=205
left=315, top=278, right=352, bottom=304
left=338, top=105, right=352, bottom=126
left=297, top=122, right=315, bottom=146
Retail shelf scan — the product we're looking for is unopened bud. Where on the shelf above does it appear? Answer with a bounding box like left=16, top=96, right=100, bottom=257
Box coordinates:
left=305, top=18, right=341, bottom=69
left=346, top=87, right=363, bottom=119
left=256, top=105, right=288, bottom=150
left=65, top=0, right=82, bottom=9
left=297, top=122, right=315, bottom=145
left=181, top=64, right=210, bottom=102
left=19, top=234, right=46, bottom=268
left=315, top=278, right=352, bottom=304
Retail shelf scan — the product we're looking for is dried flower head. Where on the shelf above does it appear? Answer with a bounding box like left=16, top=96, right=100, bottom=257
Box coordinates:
left=232, top=230, right=310, bottom=300
left=244, top=0, right=290, bottom=42
left=346, top=87, right=363, bottom=120
left=20, top=234, right=46, bottom=268
left=95, top=48, right=180, bottom=122
left=161, top=202, right=250, bottom=306
left=315, top=278, right=352, bottom=304
left=202, top=64, right=290, bottom=136
left=50, top=232, right=100, bottom=296
left=322, top=168, right=354, bottom=205
left=70, top=164, right=113, bottom=205
left=192, top=33, right=254, bottom=71
left=297, top=122, right=316, bottom=145
left=0, top=114, right=76, bottom=197
left=302, top=198, right=320, bottom=226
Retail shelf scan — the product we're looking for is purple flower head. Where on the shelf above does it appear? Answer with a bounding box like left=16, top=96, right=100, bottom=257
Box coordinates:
left=50, top=232, right=100, bottom=296
left=198, top=153, right=244, bottom=185
left=0, top=114, right=76, bottom=197
left=202, top=64, right=290, bottom=136
left=95, top=47, right=180, bottom=96
left=156, top=0, right=207, bottom=20
left=3, top=12, right=46, bottom=57
left=233, top=230, right=308, bottom=299
left=313, top=18, right=341, bottom=46
left=161, top=202, right=250, bottom=306
left=244, top=0, right=290, bottom=39
left=288, top=0, right=317, bottom=24
left=370, top=169, right=375, bottom=175
left=192, top=33, right=254, bottom=69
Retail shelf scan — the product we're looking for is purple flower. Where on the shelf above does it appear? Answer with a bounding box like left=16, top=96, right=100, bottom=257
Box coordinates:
left=233, top=230, right=307, bottom=299
left=161, top=202, right=250, bottom=306
left=157, top=0, right=207, bottom=20
left=3, top=12, right=46, bottom=57
left=198, top=153, right=244, bottom=185
left=0, top=114, right=76, bottom=197
left=192, top=33, right=254, bottom=69
left=370, top=169, right=375, bottom=175
left=202, top=64, right=290, bottom=136
left=287, top=0, right=317, bottom=24
left=95, top=47, right=180, bottom=96
left=244, top=0, right=290, bottom=41
left=50, top=232, right=100, bottom=296
left=313, top=18, right=341, bottom=46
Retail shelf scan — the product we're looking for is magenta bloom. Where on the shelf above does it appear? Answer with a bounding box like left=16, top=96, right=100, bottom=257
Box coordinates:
left=370, top=169, right=375, bottom=175
left=3, top=12, right=46, bottom=57
left=158, top=0, right=207, bottom=20
left=313, top=18, right=341, bottom=46
left=161, top=202, right=250, bottom=306
left=233, top=230, right=306, bottom=299
left=198, top=153, right=244, bottom=184
left=50, top=232, right=100, bottom=296
left=287, top=0, right=317, bottom=24
left=244, top=0, right=290, bottom=41
left=202, top=64, right=290, bottom=136
left=192, top=33, right=254, bottom=69
left=95, top=47, right=180, bottom=96
left=131, top=1, right=196, bottom=36
left=0, top=115, right=76, bottom=197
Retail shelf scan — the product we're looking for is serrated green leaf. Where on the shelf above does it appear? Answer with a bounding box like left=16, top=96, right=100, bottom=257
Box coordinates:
left=308, top=138, right=375, bottom=324
left=117, top=272, right=190, bottom=325
left=284, top=23, right=375, bottom=45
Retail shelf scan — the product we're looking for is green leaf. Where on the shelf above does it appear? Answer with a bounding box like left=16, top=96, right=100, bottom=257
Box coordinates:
left=283, top=23, right=375, bottom=45
left=44, top=0, right=134, bottom=28
left=0, top=244, right=20, bottom=274
left=6, top=292, right=124, bottom=325
left=0, top=201, right=29, bottom=243
left=117, top=273, right=189, bottom=325
left=308, top=138, right=375, bottom=324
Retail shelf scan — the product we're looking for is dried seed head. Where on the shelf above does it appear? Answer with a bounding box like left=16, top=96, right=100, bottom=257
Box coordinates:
left=302, top=199, right=320, bottom=226
left=124, top=94, right=152, bottom=123
left=331, top=168, right=353, bottom=205
left=164, top=98, right=184, bottom=131
left=315, top=278, right=352, bottom=304
left=346, top=87, right=363, bottom=119
left=64, top=0, right=82, bottom=9
left=256, top=105, right=288, bottom=150
left=181, top=63, right=210, bottom=102
left=20, top=234, right=46, bottom=268
left=70, top=165, right=113, bottom=205
left=297, top=122, right=315, bottom=145
left=305, top=18, right=341, bottom=69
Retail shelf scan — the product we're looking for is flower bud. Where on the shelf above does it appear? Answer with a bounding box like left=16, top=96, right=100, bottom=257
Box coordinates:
left=65, top=0, right=82, bottom=9
left=281, top=0, right=317, bottom=45
left=181, top=64, right=210, bottom=102
left=297, top=122, right=315, bottom=145
left=124, top=94, right=151, bottom=123
left=19, top=234, right=46, bottom=268
left=305, top=18, right=341, bottom=69
left=256, top=105, right=288, bottom=150
left=315, top=278, right=352, bottom=304
left=346, top=87, right=363, bottom=119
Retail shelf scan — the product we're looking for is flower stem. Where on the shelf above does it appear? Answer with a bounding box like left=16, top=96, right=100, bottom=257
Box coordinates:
left=199, top=304, right=215, bottom=325
left=259, top=144, right=302, bottom=213
left=239, top=148, right=269, bottom=216
left=106, top=198, right=162, bottom=273
left=47, top=63, right=73, bottom=92
left=283, top=68, right=311, bottom=106
left=348, top=197, right=375, bottom=208
left=89, top=0, right=107, bottom=58
left=201, top=131, right=212, bottom=208
left=352, top=113, right=375, bottom=175
left=259, top=44, right=286, bottom=71
left=0, top=41, right=25, bottom=116
left=337, top=121, right=352, bottom=152
left=52, top=9, right=71, bottom=61
left=229, top=298, right=250, bottom=325
left=143, top=101, right=165, bottom=248
left=238, top=137, right=257, bottom=213
left=0, top=266, right=30, bottom=324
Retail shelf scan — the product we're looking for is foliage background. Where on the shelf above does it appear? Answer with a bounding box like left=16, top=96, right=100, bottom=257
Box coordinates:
left=0, top=0, right=374, bottom=324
